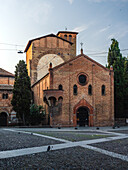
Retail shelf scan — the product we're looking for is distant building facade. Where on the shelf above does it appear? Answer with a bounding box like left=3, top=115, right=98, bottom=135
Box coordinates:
left=25, top=31, right=114, bottom=127
left=0, top=68, right=16, bottom=126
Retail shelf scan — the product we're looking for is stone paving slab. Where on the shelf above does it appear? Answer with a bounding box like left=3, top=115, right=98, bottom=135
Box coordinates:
left=0, top=130, right=62, bottom=151
left=90, top=138, right=128, bottom=156
left=109, top=130, right=128, bottom=134
left=0, top=146, right=128, bottom=170
left=28, top=131, right=114, bottom=142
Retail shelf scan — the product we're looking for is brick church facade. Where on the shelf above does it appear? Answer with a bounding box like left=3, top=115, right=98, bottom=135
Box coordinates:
left=0, top=68, right=16, bottom=126
left=25, top=31, right=114, bottom=127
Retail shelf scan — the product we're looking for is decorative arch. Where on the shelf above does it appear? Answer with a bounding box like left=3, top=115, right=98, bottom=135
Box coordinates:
left=73, top=98, right=93, bottom=127
left=32, top=49, right=65, bottom=70
left=58, top=96, right=63, bottom=101
left=36, top=53, right=64, bottom=80
left=48, top=96, right=57, bottom=106
left=0, top=110, right=9, bottom=116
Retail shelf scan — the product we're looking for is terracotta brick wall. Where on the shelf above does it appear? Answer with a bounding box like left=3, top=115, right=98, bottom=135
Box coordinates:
left=52, top=55, right=114, bottom=126
left=26, top=35, right=76, bottom=85
left=0, top=76, right=14, bottom=123
left=0, top=77, right=14, bottom=85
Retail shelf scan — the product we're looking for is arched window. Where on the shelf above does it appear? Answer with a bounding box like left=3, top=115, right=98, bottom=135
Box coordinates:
left=102, top=85, right=105, bottom=95
left=64, top=34, right=67, bottom=40
left=73, top=84, right=77, bottom=95
left=69, top=35, right=72, bottom=42
left=2, top=93, right=8, bottom=99
left=58, top=96, right=63, bottom=103
left=58, top=84, right=63, bottom=90
left=2, top=94, right=5, bottom=99
left=48, top=97, right=56, bottom=106
left=6, top=94, right=8, bottom=99
left=88, top=85, right=92, bottom=95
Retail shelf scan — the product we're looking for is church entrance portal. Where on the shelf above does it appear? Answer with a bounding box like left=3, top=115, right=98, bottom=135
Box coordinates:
left=0, top=112, right=8, bottom=126
left=77, top=107, right=89, bottom=126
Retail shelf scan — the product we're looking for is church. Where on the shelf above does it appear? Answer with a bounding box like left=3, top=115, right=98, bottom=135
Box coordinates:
left=0, top=68, right=16, bottom=126
left=25, top=30, right=114, bottom=127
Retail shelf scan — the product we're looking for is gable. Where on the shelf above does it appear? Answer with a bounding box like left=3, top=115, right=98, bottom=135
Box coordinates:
left=53, top=54, right=109, bottom=72
left=0, top=68, right=14, bottom=77
left=24, top=33, right=73, bottom=52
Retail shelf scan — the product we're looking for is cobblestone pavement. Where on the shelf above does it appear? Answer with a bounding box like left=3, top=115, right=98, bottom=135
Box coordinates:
left=0, top=147, right=128, bottom=170
left=109, top=130, right=128, bottom=134
left=90, top=138, right=128, bottom=156
left=0, top=126, right=128, bottom=169
left=0, top=129, right=62, bottom=151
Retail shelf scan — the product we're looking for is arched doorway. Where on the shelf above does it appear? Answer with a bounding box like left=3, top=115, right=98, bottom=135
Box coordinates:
left=0, top=112, right=8, bottom=126
left=77, top=107, right=89, bottom=126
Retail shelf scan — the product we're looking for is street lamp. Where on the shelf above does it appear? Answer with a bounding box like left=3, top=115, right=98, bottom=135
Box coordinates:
left=17, top=50, right=24, bottom=54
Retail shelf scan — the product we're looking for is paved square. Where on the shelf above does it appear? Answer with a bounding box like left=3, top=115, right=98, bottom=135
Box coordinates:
left=0, top=126, right=128, bottom=169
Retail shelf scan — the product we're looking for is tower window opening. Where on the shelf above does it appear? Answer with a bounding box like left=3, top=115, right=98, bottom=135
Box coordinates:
left=64, top=34, right=67, bottom=40
left=69, top=35, right=72, bottom=42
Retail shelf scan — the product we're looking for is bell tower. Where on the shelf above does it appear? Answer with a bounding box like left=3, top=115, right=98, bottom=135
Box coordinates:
left=57, top=31, right=78, bottom=56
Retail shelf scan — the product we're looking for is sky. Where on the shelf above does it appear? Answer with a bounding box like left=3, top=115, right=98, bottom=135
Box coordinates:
left=0, top=0, right=128, bottom=74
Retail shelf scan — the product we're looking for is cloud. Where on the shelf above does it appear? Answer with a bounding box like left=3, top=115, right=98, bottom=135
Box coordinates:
left=119, top=30, right=128, bottom=38
left=24, top=1, right=53, bottom=23
left=67, top=0, right=74, bottom=4
left=88, top=0, right=128, bottom=2
left=107, top=34, right=115, bottom=40
left=88, top=0, right=106, bottom=2
left=72, top=25, right=88, bottom=32
left=107, top=25, right=128, bottom=40
left=99, top=26, right=110, bottom=33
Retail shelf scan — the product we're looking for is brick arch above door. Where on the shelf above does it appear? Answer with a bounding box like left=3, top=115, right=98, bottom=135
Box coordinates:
left=73, top=98, right=94, bottom=127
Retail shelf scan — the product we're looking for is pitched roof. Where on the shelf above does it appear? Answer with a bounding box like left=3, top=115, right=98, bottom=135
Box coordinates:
left=31, top=73, right=49, bottom=88
left=53, top=53, right=110, bottom=72
left=0, top=68, right=14, bottom=77
left=24, top=33, right=73, bottom=52
left=57, top=31, right=78, bottom=36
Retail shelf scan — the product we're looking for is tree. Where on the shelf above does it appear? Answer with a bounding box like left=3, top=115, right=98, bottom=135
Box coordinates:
left=11, top=60, right=31, bottom=125
left=107, top=39, right=128, bottom=120
left=107, top=38, right=122, bottom=68
left=113, top=57, right=125, bottom=117
left=30, top=104, right=45, bottom=125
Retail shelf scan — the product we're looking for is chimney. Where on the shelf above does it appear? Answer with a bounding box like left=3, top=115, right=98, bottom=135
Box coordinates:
left=49, top=63, right=53, bottom=89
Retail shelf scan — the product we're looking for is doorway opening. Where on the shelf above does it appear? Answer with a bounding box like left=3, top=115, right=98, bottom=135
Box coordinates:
left=0, top=112, right=8, bottom=126
left=77, top=107, right=89, bottom=126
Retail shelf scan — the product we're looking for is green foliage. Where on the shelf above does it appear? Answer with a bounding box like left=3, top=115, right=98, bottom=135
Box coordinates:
left=107, top=39, right=122, bottom=68
left=107, top=39, right=128, bottom=118
left=11, top=60, right=31, bottom=125
left=30, top=104, right=45, bottom=125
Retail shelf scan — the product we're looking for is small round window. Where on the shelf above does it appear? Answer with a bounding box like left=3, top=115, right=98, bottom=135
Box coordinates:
left=79, top=74, right=86, bottom=85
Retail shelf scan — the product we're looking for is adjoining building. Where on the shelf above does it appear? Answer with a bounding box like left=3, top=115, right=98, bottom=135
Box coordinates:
left=0, top=68, right=16, bottom=126
left=25, top=31, right=114, bottom=127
